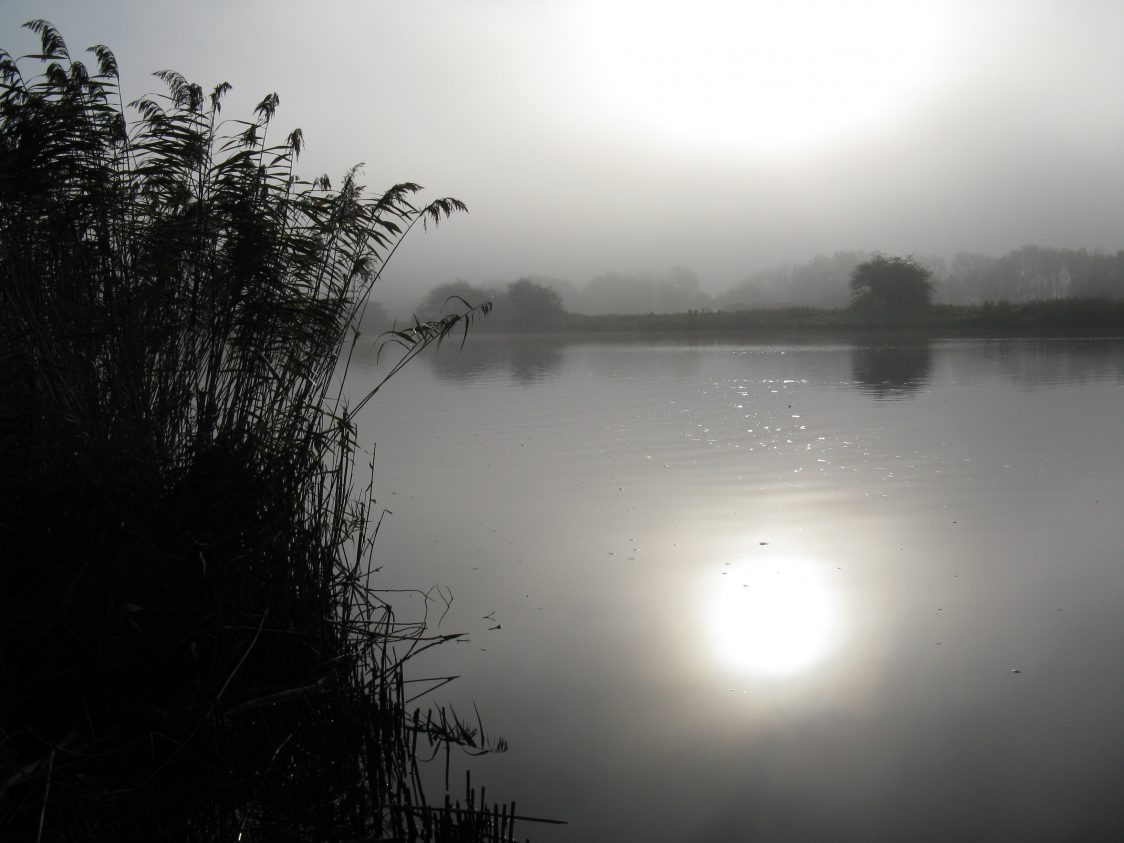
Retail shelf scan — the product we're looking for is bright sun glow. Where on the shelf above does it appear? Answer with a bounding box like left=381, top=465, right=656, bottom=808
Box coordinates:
left=707, top=556, right=843, bottom=677
left=581, top=0, right=945, bottom=154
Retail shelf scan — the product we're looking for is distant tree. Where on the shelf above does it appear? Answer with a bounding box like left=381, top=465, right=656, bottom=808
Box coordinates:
left=944, top=252, right=998, bottom=304
left=716, top=277, right=769, bottom=310
left=849, top=254, right=933, bottom=313
left=527, top=274, right=583, bottom=312
left=718, top=251, right=867, bottom=310
left=792, top=251, right=867, bottom=308
left=579, top=267, right=713, bottom=315
left=657, top=265, right=713, bottom=312
left=984, top=245, right=1066, bottom=301
left=583, top=271, right=647, bottom=314
left=417, top=278, right=565, bottom=332
left=499, top=278, right=565, bottom=329
left=1071, top=250, right=1124, bottom=299
left=416, top=280, right=489, bottom=321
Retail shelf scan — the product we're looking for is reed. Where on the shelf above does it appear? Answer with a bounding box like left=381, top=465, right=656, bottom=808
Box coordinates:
left=0, top=21, right=524, bottom=841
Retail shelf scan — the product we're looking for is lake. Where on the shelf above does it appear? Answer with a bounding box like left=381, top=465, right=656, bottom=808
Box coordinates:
left=352, top=335, right=1124, bottom=842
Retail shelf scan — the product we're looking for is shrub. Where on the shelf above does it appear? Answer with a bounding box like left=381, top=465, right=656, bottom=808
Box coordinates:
left=849, top=254, right=933, bottom=313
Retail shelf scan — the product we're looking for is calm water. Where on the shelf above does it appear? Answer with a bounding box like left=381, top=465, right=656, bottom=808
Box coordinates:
left=353, top=336, right=1124, bottom=842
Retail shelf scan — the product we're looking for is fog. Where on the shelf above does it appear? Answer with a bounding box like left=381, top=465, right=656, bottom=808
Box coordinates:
left=12, top=0, right=1124, bottom=313
left=8, top=6, right=1124, bottom=837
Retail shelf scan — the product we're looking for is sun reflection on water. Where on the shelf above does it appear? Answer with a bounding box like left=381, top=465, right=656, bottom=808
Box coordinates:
left=706, top=555, right=844, bottom=678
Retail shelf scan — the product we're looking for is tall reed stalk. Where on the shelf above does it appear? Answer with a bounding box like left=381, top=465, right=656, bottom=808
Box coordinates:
left=0, top=21, right=523, bottom=841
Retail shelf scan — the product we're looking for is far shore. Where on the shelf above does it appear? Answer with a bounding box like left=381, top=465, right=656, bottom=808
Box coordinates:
left=451, top=298, right=1124, bottom=340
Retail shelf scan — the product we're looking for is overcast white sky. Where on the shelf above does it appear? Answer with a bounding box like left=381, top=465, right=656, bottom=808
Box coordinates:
left=6, top=1, right=1124, bottom=303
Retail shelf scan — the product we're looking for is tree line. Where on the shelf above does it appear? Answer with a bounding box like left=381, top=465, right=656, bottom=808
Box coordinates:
left=718, top=245, right=1124, bottom=309
left=369, top=245, right=1124, bottom=330
left=361, top=244, right=1124, bottom=334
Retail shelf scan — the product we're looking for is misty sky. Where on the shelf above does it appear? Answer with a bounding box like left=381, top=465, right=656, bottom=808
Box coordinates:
left=6, top=1, right=1124, bottom=304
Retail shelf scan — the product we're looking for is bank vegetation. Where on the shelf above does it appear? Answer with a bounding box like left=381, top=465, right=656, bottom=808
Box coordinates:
left=0, top=21, right=534, bottom=842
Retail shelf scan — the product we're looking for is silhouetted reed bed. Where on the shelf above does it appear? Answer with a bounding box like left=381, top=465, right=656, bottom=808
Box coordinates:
left=0, top=22, right=530, bottom=841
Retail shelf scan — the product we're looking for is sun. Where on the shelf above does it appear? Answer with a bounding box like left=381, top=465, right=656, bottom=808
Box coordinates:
left=580, top=0, right=946, bottom=154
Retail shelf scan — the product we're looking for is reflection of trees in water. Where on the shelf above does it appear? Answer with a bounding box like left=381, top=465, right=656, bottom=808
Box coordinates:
left=427, top=337, right=565, bottom=384
left=850, top=342, right=932, bottom=398
left=955, top=339, right=1124, bottom=388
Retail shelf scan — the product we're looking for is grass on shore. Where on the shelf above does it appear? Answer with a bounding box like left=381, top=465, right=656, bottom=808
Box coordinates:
left=557, top=298, right=1124, bottom=337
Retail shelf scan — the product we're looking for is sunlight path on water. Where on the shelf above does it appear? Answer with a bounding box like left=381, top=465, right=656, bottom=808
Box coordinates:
left=705, top=554, right=844, bottom=677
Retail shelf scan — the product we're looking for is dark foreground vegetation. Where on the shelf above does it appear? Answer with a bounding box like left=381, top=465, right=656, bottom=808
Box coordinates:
left=0, top=22, right=540, bottom=842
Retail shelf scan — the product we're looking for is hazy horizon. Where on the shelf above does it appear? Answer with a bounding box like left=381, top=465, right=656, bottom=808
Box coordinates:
left=10, top=0, right=1123, bottom=310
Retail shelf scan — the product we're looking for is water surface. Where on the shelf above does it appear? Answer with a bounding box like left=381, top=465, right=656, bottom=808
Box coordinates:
left=354, top=336, right=1124, bottom=841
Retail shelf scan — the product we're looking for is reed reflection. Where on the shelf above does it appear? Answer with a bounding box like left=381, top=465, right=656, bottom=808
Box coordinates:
left=706, top=555, right=844, bottom=678
left=850, top=340, right=932, bottom=398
